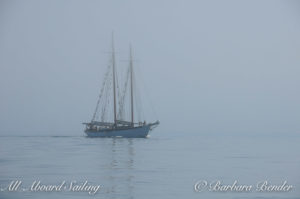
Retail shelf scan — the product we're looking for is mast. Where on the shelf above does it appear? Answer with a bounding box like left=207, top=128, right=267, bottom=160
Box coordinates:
left=130, top=45, right=134, bottom=126
left=112, top=33, right=117, bottom=126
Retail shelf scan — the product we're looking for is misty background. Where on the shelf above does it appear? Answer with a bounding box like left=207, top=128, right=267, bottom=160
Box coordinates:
left=0, top=0, right=299, bottom=136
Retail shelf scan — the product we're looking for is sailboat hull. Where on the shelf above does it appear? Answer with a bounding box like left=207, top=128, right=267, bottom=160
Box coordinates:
left=85, top=125, right=151, bottom=138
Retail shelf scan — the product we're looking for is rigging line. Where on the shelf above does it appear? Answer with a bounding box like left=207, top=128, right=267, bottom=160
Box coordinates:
left=92, top=63, right=112, bottom=121
left=115, top=60, right=121, bottom=121
left=98, top=68, right=112, bottom=121
left=117, top=65, right=130, bottom=120
left=101, top=74, right=112, bottom=122
left=135, top=62, right=158, bottom=120
left=133, top=71, right=144, bottom=122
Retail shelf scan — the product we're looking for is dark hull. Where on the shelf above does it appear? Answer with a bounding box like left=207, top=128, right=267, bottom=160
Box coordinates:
left=85, top=125, right=151, bottom=138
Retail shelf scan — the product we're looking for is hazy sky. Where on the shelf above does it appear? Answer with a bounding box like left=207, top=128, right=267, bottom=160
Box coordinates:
left=0, top=0, right=299, bottom=136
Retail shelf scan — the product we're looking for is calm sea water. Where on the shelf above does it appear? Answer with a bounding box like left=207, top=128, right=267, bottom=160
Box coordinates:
left=0, top=131, right=299, bottom=199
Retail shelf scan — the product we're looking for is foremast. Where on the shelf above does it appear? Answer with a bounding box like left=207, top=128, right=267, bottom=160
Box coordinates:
left=111, top=33, right=117, bottom=126
left=130, top=45, right=134, bottom=127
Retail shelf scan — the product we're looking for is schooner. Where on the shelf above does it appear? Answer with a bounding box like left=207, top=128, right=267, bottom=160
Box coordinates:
left=83, top=35, right=159, bottom=137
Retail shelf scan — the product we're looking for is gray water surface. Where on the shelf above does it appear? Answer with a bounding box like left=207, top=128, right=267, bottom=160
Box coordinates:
left=0, top=132, right=299, bottom=199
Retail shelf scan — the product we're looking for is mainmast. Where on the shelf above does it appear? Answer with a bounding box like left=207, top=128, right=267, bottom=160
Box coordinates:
left=130, top=45, right=134, bottom=126
left=112, top=33, right=117, bottom=126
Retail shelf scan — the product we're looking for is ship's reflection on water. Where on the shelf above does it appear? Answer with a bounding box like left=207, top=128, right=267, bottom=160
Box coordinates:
left=103, top=138, right=136, bottom=199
